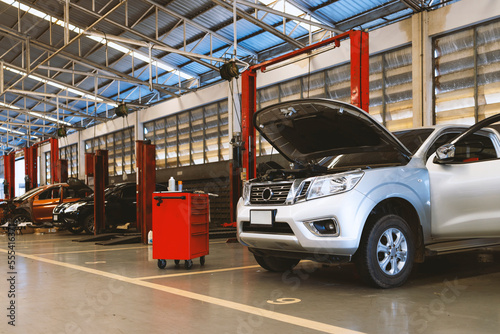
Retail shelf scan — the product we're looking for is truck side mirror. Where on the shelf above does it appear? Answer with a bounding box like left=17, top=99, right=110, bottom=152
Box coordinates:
left=434, top=144, right=455, bottom=164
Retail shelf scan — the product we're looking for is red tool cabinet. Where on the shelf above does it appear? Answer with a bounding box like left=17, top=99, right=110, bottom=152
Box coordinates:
left=152, top=192, right=209, bottom=269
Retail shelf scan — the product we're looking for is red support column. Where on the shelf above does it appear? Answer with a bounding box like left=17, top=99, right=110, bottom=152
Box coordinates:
left=136, top=140, right=156, bottom=244
left=50, top=138, right=59, bottom=183
left=3, top=153, right=15, bottom=199
left=241, top=70, right=257, bottom=181
left=349, top=30, right=370, bottom=113
left=29, top=145, right=38, bottom=189
left=231, top=70, right=257, bottom=224
left=23, top=146, right=38, bottom=191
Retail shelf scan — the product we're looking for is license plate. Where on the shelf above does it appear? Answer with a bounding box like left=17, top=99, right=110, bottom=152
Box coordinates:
left=53, top=215, right=58, bottom=221
left=250, top=210, right=276, bottom=226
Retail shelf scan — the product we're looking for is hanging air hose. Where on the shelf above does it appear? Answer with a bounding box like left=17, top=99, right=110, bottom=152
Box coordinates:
left=220, top=60, right=240, bottom=81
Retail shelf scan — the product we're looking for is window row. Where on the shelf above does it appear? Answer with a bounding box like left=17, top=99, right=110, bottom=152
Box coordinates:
left=434, top=19, right=500, bottom=124
left=84, top=127, right=135, bottom=176
left=143, top=100, right=229, bottom=168
left=59, top=144, right=78, bottom=179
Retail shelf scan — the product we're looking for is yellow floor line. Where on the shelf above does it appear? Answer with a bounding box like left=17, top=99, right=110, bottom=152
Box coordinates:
left=137, top=264, right=262, bottom=280
left=0, top=248, right=365, bottom=334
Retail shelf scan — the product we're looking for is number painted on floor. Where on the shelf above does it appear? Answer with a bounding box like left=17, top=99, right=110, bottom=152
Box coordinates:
left=267, top=297, right=301, bottom=305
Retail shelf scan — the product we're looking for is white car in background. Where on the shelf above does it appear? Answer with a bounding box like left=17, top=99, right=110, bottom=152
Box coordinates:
left=237, top=98, right=500, bottom=288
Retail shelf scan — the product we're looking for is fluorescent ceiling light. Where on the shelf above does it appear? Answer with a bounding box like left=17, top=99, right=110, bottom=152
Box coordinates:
left=0, top=126, right=38, bottom=138
left=0, top=0, right=194, bottom=80
left=4, top=65, right=110, bottom=104
left=0, top=101, right=20, bottom=109
left=28, top=111, right=72, bottom=126
left=0, top=101, right=71, bottom=126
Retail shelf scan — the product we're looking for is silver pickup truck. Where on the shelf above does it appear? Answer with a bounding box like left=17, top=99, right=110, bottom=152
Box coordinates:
left=237, top=98, right=500, bottom=288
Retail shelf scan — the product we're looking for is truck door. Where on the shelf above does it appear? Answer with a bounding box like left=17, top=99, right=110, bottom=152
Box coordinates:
left=427, top=131, right=500, bottom=237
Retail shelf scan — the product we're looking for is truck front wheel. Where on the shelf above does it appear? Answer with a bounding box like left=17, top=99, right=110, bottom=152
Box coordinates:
left=356, top=214, right=415, bottom=288
left=253, top=254, right=300, bottom=272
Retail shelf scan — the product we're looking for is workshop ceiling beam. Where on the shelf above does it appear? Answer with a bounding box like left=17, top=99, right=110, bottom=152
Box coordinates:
left=235, top=0, right=343, bottom=33
left=69, top=1, right=220, bottom=73
left=212, top=0, right=304, bottom=49
left=143, top=0, right=258, bottom=58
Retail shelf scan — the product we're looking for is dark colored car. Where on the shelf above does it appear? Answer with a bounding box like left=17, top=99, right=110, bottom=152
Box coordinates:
left=0, top=179, right=92, bottom=226
left=53, top=182, right=166, bottom=234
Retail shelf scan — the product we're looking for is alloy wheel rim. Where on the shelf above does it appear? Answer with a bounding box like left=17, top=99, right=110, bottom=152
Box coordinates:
left=376, top=227, right=408, bottom=276
left=86, top=218, right=94, bottom=233
left=14, top=216, right=28, bottom=224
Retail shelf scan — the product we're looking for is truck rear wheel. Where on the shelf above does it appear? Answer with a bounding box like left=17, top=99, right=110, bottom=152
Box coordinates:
left=356, top=214, right=415, bottom=288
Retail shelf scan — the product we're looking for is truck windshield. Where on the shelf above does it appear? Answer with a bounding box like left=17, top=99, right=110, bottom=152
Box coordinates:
left=317, top=128, right=434, bottom=170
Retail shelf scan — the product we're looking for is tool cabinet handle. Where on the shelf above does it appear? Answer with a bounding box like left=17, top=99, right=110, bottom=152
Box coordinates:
left=154, top=196, right=186, bottom=206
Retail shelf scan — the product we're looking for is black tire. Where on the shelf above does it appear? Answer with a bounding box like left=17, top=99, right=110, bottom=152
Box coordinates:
left=11, top=213, right=30, bottom=225
left=157, top=259, right=167, bottom=269
left=174, top=260, right=180, bottom=265
left=253, top=254, right=300, bottom=272
left=83, top=215, right=95, bottom=235
left=200, top=256, right=205, bottom=266
left=355, top=214, right=415, bottom=288
left=185, top=260, right=193, bottom=270
left=67, top=225, right=84, bottom=234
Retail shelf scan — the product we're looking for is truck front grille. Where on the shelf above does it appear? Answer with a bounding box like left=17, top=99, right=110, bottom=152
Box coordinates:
left=241, top=221, right=294, bottom=235
left=250, top=182, right=293, bottom=205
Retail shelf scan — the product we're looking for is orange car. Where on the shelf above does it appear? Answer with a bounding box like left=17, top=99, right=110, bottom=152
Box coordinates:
left=1, top=180, right=92, bottom=226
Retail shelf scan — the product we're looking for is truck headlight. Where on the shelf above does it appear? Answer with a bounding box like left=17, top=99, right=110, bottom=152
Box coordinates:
left=307, top=170, right=364, bottom=200
left=242, top=181, right=251, bottom=205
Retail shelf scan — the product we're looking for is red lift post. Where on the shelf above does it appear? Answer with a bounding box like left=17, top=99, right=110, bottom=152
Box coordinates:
left=50, top=138, right=59, bottom=184
left=3, top=153, right=15, bottom=199
left=136, top=140, right=156, bottom=244
left=25, top=145, right=38, bottom=190
left=233, top=30, right=369, bottom=221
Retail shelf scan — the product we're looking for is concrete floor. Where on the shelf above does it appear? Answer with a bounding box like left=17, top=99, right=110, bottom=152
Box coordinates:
left=1, top=231, right=500, bottom=334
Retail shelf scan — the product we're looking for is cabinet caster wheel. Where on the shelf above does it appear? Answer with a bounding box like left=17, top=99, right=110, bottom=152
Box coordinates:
left=157, top=259, right=167, bottom=269
left=185, top=260, right=193, bottom=270
left=200, top=256, right=205, bottom=266
left=174, top=260, right=180, bottom=265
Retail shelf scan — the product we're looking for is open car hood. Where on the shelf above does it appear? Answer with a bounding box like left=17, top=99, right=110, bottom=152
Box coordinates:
left=67, top=178, right=93, bottom=196
left=254, top=99, right=412, bottom=165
